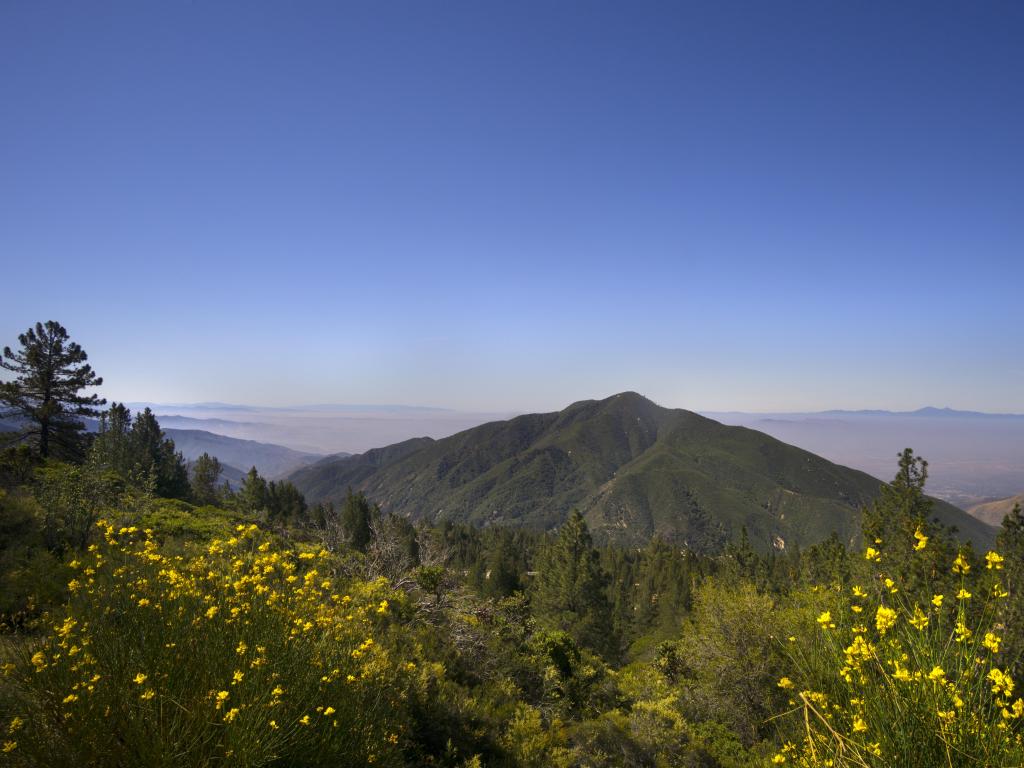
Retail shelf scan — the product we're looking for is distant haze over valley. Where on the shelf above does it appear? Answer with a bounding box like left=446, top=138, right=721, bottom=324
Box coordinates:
left=127, top=399, right=1024, bottom=512
left=706, top=408, right=1024, bottom=509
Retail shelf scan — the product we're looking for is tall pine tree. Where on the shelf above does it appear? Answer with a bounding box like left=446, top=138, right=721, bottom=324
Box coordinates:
left=1, top=321, right=106, bottom=459
left=533, top=510, right=618, bottom=660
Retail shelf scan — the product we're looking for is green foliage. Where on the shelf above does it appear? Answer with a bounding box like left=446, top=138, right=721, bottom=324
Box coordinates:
left=32, top=462, right=132, bottom=553
left=189, top=452, right=224, bottom=506
left=0, top=321, right=105, bottom=460
left=89, top=404, right=191, bottom=500
left=533, top=511, right=619, bottom=661
left=773, top=535, right=1024, bottom=767
left=1, top=525, right=419, bottom=767
left=340, top=488, right=374, bottom=551
left=665, top=579, right=798, bottom=746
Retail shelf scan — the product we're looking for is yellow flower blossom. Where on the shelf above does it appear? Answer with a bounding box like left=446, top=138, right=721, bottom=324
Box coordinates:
left=986, top=551, right=1005, bottom=570
left=133, top=673, right=147, bottom=685
left=864, top=547, right=881, bottom=562
left=817, top=611, right=834, bottom=629
left=984, top=633, right=1002, bottom=653
left=875, top=605, right=897, bottom=636
left=778, top=677, right=794, bottom=689
left=909, top=606, right=929, bottom=631
left=913, top=527, right=928, bottom=551
left=931, top=594, right=944, bottom=608
left=952, top=553, right=970, bottom=574
left=956, top=588, right=972, bottom=600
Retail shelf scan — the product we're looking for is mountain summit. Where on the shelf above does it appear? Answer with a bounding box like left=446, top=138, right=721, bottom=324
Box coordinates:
left=289, top=392, right=993, bottom=551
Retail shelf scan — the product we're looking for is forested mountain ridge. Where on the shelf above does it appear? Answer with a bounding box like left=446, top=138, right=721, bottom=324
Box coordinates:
left=289, top=392, right=994, bottom=550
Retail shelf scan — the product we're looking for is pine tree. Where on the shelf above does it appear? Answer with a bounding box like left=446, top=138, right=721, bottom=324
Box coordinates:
left=237, top=467, right=269, bottom=514
left=533, top=510, right=618, bottom=659
left=190, top=452, right=223, bottom=506
left=89, top=403, right=135, bottom=476
left=0, top=321, right=106, bottom=459
left=128, top=408, right=190, bottom=499
left=340, top=488, right=373, bottom=552
left=861, top=448, right=952, bottom=598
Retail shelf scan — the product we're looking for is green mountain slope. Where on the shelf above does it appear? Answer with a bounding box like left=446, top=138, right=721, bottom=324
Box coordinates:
left=289, top=392, right=995, bottom=551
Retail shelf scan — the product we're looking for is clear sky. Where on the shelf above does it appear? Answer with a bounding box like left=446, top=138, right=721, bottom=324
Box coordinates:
left=2, top=2, right=1022, bottom=413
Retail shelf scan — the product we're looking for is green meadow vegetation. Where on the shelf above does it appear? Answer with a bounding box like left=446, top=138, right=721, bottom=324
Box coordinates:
left=2, top=322, right=1023, bottom=766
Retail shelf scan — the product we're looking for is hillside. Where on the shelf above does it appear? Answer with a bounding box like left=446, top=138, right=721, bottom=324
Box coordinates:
left=968, top=494, right=1024, bottom=527
left=164, top=428, right=324, bottom=479
left=289, top=392, right=994, bottom=551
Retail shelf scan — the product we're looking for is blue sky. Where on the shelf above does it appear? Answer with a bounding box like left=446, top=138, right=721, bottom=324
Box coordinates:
left=2, top=2, right=1022, bottom=412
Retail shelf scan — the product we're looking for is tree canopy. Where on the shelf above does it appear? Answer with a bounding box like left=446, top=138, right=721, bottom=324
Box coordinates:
left=0, top=321, right=106, bottom=459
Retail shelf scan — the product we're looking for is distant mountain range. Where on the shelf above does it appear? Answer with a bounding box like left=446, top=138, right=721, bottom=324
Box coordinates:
left=288, top=392, right=994, bottom=552
left=967, top=494, right=1024, bottom=528
left=163, top=429, right=328, bottom=480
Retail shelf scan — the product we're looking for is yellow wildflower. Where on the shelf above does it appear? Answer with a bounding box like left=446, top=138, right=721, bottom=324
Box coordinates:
left=909, top=606, right=928, bottom=631
left=817, top=611, right=834, bottom=629
left=133, top=673, right=147, bottom=685
left=223, top=707, right=240, bottom=723
left=875, top=605, right=897, bottom=636
left=956, top=588, right=972, bottom=600
left=984, top=632, right=1002, bottom=653
left=931, top=594, right=944, bottom=608
left=778, top=677, right=794, bottom=689
left=928, top=666, right=946, bottom=683
left=852, top=716, right=868, bottom=733
left=952, top=553, right=970, bottom=574
left=913, top=527, right=928, bottom=550
left=140, top=689, right=155, bottom=701
left=986, top=551, right=1005, bottom=570
left=205, top=606, right=219, bottom=619
left=323, top=706, right=336, bottom=716
left=864, top=547, right=881, bottom=562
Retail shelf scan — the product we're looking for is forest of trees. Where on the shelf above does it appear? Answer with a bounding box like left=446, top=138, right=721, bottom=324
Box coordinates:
left=2, top=322, right=1024, bottom=766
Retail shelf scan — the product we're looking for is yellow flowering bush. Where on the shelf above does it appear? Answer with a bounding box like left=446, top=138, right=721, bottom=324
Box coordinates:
left=1, top=521, right=419, bottom=766
left=772, top=535, right=1024, bottom=766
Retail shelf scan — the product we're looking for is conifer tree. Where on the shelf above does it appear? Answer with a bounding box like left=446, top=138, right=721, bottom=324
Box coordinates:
left=0, top=321, right=106, bottom=459
left=190, top=452, right=223, bottom=506
left=340, top=488, right=373, bottom=552
left=533, top=510, right=618, bottom=659
left=861, top=448, right=952, bottom=598
left=128, top=408, right=190, bottom=499
left=237, top=467, right=269, bottom=513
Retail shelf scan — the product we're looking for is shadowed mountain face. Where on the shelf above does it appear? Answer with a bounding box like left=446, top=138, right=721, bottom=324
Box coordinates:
left=289, top=392, right=994, bottom=552
left=164, top=429, right=325, bottom=480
